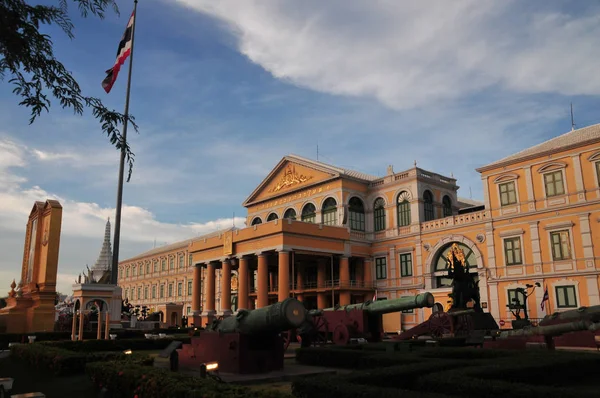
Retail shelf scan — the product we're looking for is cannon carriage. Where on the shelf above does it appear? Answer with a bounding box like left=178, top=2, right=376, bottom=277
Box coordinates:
left=283, top=293, right=435, bottom=348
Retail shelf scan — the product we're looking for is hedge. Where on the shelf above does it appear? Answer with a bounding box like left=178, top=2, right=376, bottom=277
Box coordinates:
left=292, top=360, right=467, bottom=398
left=9, top=343, right=153, bottom=376
left=294, top=347, right=422, bottom=369
left=0, top=328, right=195, bottom=349
left=39, top=337, right=191, bottom=352
left=86, top=361, right=292, bottom=398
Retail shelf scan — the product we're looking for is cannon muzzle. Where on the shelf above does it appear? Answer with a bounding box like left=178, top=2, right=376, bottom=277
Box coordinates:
left=211, top=297, right=306, bottom=335
left=322, top=292, right=435, bottom=315
left=498, top=320, right=600, bottom=339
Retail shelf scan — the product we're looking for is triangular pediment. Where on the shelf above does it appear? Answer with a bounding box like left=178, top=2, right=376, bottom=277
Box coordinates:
left=243, top=156, right=341, bottom=206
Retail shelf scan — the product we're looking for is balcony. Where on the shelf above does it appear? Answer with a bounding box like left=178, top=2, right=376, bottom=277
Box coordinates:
left=420, top=210, right=489, bottom=233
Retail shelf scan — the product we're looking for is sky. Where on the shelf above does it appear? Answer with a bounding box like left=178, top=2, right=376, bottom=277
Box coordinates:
left=2, top=0, right=600, bottom=295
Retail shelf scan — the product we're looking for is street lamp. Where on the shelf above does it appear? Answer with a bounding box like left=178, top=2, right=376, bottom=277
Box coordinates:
left=508, top=282, right=541, bottom=329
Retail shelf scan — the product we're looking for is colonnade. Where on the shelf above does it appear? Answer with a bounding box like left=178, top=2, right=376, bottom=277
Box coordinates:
left=191, top=251, right=375, bottom=317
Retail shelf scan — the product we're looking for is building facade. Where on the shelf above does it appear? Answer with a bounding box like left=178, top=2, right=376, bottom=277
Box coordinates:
left=118, top=124, right=600, bottom=331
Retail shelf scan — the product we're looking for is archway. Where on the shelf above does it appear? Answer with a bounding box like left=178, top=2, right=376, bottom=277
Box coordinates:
left=170, top=311, right=178, bottom=327
left=426, top=237, right=484, bottom=289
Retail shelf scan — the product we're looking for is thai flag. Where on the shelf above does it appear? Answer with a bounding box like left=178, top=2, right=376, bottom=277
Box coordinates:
left=540, top=286, right=549, bottom=311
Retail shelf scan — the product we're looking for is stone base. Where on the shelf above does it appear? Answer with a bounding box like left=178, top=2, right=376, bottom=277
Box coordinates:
left=0, top=292, right=56, bottom=334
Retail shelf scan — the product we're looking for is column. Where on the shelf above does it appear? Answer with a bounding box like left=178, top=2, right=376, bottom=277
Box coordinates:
left=340, top=256, right=351, bottom=306
left=296, top=266, right=304, bottom=302
left=278, top=250, right=290, bottom=301
left=238, top=256, right=249, bottom=310
left=364, top=257, right=373, bottom=288
left=78, top=310, right=85, bottom=341
left=257, top=253, right=269, bottom=308
left=204, top=262, right=216, bottom=315
left=104, top=311, right=110, bottom=340
left=97, top=311, right=102, bottom=339
left=192, top=265, right=202, bottom=315
left=317, top=258, right=327, bottom=309
left=71, top=308, right=77, bottom=341
left=221, top=259, right=232, bottom=315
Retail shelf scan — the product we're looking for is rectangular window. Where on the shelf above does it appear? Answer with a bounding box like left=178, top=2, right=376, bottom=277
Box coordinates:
left=544, top=171, right=565, bottom=197
left=187, top=307, right=191, bottom=314
left=179, top=256, right=184, bottom=268
left=350, top=211, right=365, bottom=232
left=169, top=257, right=175, bottom=269
left=322, top=210, right=336, bottom=226
left=399, top=253, right=412, bottom=277
left=507, top=288, right=524, bottom=309
left=146, top=263, right=150, bottom=274
left=550, top=230, right=571, bottom=261
left=178, top=282, right=183, bottom=296
left=151, top=285, right=156, bottom=299
left=168, top=283, right=173, bottom=297
left=499, top=181, right=517, bottom=206
left=503, top=237, right=522, bottom=265
left=397, top=202, right=411, bottom=227
left=375, top=257, right=387, bottom=280
left=137, top=287, right=141, bottom=300
left=596, top=162, right=600, bottom=187
left=153, top=261, right=158, bottom=272
left=160, top=284, right=164, bottom=298
left=189, top=254, right=193, bottom=267
left=161, top=259, right=166, bottom=271
left=144, top=286, right=148, bottom=300
left=187, top=281, right=193, bottom=296
left=555, top=285, right=577, bottom=308
left=374, top=207, right=385, bottom=232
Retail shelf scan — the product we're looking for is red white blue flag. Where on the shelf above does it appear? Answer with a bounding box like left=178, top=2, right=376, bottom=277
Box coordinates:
left=540, top=285, right=549, bottom=311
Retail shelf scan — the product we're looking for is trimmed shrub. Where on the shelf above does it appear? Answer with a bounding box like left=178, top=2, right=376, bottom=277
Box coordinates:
left=9, top=343, right=153, bottom=376
left=40, top=337, right=190, bottom=352
left=86, top=361, right=292, bottom=398
left=295, top=347, right=421, bottom=369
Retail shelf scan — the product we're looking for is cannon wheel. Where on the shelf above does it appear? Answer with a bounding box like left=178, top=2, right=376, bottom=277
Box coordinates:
left=282, top=329, right=292, bottom=351
left=312, top=315, right=329, bottom=346
left=333, top=323, right=350, bottom=346
left=429, top=312, right=454, bottom=338
left=454, top=314, right=474, bottom=336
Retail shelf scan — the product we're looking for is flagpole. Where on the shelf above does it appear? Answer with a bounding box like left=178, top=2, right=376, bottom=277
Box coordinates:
left=111, top=0, right=139, bottom=285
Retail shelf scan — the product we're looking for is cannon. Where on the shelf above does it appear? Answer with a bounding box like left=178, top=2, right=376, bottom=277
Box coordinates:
left=295, top=293, right=435, bottom=347
left=483, top=319, right=600, bottom=350
left=539, top=305, right=600, bottom=326
left=177, top=298, right=306, bottom=374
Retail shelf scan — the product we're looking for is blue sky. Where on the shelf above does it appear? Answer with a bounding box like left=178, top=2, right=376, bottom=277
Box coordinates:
left=2, top=0, right=600, bottom=294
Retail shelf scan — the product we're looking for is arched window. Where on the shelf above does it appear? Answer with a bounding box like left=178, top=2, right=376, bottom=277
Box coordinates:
left=424, top=190, right=434, bottom=221
left=267, top=213, right=278, bottom=221
left=397, top=192, right=411, bottom=227
left=442, top=195, right=452, bottom=217
left=432, top=242, right=478, bottom=288
left=251, top=217, right=262, bottom=226
left=301, top=203, right=316, bottom=223
left=322, top=198, right=337, bottom=225
left=373, top=198, right=386, bottom=232
left=283, top=208, right=297, bottom=220
left=348, top=197, right=365, bottom=231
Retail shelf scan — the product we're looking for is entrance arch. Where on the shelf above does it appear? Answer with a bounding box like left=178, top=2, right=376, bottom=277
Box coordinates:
left=425, top=236, right=484, bottom=289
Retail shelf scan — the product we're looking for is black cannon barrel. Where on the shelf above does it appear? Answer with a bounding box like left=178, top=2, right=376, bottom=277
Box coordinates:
left=321, top=292, right=435, bottom=315
left=213, top=297, right=306, bottom=335
left=498, top=320, right=600, bottom=339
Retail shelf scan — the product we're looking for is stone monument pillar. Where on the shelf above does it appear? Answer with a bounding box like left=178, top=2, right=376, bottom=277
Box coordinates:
left=0, top=200, right=62, bottom=333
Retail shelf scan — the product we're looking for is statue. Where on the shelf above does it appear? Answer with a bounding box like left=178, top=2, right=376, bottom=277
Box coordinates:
left=85, top=264, right=93, bottom=284
left=445, top=243, right=481, bottom=312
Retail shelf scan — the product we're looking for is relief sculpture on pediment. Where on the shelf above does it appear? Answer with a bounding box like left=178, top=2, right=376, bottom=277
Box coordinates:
left=268, top=164, right=313, bottom=193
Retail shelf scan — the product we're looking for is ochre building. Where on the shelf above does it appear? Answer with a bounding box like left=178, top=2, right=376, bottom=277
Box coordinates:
left=118, top=124, right=600, bottom=331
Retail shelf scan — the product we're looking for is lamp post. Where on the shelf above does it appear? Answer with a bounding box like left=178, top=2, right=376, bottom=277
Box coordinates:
left=508, top=282, right=541, bottom=329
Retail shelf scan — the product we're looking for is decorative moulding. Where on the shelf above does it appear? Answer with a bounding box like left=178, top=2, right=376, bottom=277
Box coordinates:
left=587, top=151, right=600, bottom=162
left=498, top=228, right=524, bottom=238
left=537, top=161, right=568, bottom=174
left=543, top=221, right=575, bottom=230
left=493, top=172, right=520, bottom=184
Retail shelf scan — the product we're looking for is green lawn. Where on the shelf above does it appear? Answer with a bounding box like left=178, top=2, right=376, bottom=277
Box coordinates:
left=0, top=357, right=96, bottom=398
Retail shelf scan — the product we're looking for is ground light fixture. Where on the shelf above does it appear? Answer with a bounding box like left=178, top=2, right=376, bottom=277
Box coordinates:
left=123, top=349, right=132, bottom=355
left=199, top=362, right=219, bottom=378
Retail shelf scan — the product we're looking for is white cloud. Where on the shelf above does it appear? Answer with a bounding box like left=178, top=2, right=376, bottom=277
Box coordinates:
left=0, top=137, right=246, bottom=296
left=174, top=0, right=600, bottom=109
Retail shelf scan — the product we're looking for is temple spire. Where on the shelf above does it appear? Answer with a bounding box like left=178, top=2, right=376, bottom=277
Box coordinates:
left=91, top=218, right=113, bottom=282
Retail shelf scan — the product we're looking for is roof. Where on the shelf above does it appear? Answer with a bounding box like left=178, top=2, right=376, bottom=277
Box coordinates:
left=457, top=197, right=484, bottom=207
left=287, top=154, right=380, bottom=182
left=120, top=227, right=238, bottom=263
left=477, top=123, right=600, bottom=172
left=243, top=154, right=379, bottom=206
